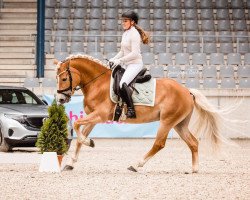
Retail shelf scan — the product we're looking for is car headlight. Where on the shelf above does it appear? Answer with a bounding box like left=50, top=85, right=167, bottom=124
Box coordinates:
left=4, top=114, right=27, bottom=124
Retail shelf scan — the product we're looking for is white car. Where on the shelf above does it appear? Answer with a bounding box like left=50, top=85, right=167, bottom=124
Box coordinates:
left=0, top=85, right=73, bottom=152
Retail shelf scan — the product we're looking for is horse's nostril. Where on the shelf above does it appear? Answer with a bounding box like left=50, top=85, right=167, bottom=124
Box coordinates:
left=59, top=99, right=65, bottom=103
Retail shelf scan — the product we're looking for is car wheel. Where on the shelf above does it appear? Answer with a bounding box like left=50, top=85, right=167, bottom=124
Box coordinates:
left=0, top=127, right=12, bottom=152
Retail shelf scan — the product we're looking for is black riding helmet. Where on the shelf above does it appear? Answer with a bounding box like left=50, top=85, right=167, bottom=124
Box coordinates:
left=121, top=10, right=139, bottom=24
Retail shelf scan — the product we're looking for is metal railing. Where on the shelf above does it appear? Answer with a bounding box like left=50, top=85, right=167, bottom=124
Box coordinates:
left=45, top=33, right=250, bottom=54
left=8, top=33, right=246, bottom=67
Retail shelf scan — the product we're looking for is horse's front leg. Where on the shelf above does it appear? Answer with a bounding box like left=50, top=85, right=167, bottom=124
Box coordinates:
left=64, top=112, right=102, bottom=171
left=75, top=120, right=95, bottom=147
left=64, top=124, right=95, bottom=171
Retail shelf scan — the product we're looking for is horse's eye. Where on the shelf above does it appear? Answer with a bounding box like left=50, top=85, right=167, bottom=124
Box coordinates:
left=62, top=78, right=67, bottom=81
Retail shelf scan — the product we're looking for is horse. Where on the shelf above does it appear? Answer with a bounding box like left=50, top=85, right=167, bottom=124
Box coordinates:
left=55, top=54, right=226, bottom=173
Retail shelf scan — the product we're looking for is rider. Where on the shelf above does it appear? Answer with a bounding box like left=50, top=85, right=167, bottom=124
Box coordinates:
left=109, top=10, right=149, bottom=118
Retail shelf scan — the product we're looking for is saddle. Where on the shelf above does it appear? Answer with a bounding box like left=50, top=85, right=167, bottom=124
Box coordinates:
left=111, top=64, right=152, bottom=121
left=112, top=65, right=152, bottom=97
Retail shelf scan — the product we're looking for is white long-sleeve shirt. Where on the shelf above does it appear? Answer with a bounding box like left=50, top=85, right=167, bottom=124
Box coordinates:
left=113, top=26, right=143, bottom=65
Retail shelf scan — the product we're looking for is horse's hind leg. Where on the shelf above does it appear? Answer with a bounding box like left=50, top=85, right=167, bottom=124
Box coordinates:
left=174, top=113, right=199, bottom=173
left=128, top=123, right=171, bottom=172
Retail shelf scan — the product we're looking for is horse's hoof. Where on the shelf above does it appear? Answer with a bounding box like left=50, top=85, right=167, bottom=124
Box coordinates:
left=63, top=165, right=74, bottom=171
left=192, top=170, right=198, bottom=174
left=89, top=139, right=95, bottom=148
left=127, top=166, right=137, bottom=172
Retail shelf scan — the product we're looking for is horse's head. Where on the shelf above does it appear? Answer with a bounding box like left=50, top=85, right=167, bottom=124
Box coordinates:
left=55, top=59, right=81, bottom=104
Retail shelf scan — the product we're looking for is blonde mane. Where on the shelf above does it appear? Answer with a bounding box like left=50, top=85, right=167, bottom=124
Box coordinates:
left=65, top=54, right=109, bottom=68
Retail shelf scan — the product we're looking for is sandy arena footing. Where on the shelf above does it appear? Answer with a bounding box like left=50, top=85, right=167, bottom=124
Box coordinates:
left=0, top=139, right=249, bottom=200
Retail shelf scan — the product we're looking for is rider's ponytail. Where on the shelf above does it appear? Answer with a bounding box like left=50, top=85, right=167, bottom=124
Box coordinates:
left=134, top=24, right=150, bottom=45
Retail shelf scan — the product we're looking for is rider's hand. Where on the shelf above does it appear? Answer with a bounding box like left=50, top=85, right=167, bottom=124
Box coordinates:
left=108, top=58, right=121, bottom=69
left=108, top=58, right=115, bottom=68
left=109, top=57, right=115, bottom=62
left=112, top=59, right=121, bottom=67
left=108, top=58, right=114, bottom=67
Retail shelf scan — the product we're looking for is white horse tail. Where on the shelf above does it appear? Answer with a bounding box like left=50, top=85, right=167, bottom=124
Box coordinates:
left=189, top=89, right=231, bottom=153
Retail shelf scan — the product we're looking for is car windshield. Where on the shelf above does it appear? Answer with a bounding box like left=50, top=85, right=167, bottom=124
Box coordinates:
left=0, top=89, right=44, bottom=105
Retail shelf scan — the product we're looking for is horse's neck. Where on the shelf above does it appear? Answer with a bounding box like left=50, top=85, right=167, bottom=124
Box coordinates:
left=73, top=58, right=111, bottom=97
left=75, top=59, right=106, bottom=79
left=81, top=71, right=111, bottom=109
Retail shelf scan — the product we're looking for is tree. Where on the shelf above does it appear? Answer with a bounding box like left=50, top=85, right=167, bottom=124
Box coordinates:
left=36, top=100, right=69, bottom=155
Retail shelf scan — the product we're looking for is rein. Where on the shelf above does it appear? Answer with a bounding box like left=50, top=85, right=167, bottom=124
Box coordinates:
left=57, top=59, right=110, bottom=97
left=80, top=70, right=109, bottom=89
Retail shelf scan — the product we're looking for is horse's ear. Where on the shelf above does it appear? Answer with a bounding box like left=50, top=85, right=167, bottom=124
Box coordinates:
left=54, top=59, right=59, bottom=65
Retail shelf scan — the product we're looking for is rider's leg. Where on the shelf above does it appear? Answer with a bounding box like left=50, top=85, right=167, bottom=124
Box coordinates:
left=119, top=63, right=143, bottom=88
left=119, top=63, right=143, bottom=118
left=121, top=83, right=136, bottom=118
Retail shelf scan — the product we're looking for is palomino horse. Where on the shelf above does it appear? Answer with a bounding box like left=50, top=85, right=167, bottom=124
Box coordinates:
left=55, top=54, right=225, bottom=173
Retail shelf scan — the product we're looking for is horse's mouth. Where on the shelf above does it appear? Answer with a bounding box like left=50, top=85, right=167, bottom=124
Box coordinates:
left=60, top=97, right=71, bottom=104
left=57, top=94, right=71, bottom=104
left=65, top=97, right=71, bottom=103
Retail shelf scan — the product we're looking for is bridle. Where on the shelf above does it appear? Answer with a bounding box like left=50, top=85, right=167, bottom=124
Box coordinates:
left=57, top=64, right=75, bottom=98
left=57, top=59, right=110, bottom=98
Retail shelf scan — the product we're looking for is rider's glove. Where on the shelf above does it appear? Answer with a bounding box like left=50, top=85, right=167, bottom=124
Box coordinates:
left=108, top=58, right=121, bottom=69
left=108, top=58, right=115, bottom=67
left=112, top=59, right=121, bottom=67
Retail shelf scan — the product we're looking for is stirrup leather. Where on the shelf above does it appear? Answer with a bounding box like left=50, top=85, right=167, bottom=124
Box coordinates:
left=113, top=104, right=123, bottom=121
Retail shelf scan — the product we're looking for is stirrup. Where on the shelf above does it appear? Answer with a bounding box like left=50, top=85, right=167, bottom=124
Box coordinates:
left=126, top=107, right=136, bottom=118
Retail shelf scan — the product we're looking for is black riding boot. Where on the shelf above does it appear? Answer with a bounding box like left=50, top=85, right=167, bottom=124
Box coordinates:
left=121, top=83, right=136, bottom=118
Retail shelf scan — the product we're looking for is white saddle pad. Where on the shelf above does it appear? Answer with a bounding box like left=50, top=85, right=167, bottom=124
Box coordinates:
left=110, top=77, right=156, bottom=107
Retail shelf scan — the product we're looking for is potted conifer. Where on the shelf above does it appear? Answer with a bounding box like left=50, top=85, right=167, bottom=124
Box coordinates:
left=36, top=100, right=69, bottom=166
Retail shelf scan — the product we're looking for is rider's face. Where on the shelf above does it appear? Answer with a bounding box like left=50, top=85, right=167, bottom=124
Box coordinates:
left=122, top=18, right=134, bottom=30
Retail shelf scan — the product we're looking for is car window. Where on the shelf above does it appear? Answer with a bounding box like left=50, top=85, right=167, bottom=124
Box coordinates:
left=0, top=91, right=14, bottom=104
left=15, top=91, right=27, bottom=104
left=12, top=92, right=19, bottom=104
left=22, top=91, right=39, bottom=104
left=0, top=89, right=43, bottom=105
